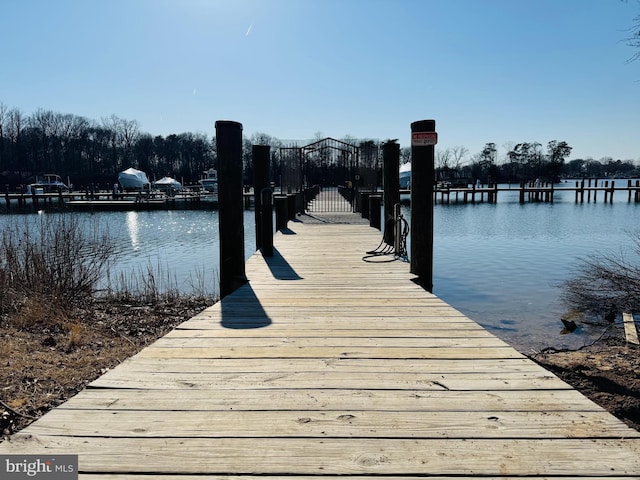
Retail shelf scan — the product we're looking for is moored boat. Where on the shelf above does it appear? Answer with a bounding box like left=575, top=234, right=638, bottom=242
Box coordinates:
left=399, top=163, right=411, bottom=189
left=26, top=174, right=70, bottom=194
left=118, top=168, right=150, bottom=191
left=199, top=168, right=218, bottom=193
left=153, top=176, right=182, bottom=194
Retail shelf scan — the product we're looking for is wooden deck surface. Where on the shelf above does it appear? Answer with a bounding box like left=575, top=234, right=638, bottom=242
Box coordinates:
left=2, top=215, right=640, bottom=478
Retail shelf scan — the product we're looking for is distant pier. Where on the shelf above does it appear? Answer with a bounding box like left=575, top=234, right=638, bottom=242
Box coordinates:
left=431, top=178, right=640, bottom=204
left=1, top=189, right=257, bottom=212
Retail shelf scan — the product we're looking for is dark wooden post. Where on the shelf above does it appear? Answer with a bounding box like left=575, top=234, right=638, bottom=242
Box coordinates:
left=216, top=120, right=247, bottom=298
left=610, top=180, right=615, bottom=203
left=360, top=192, right=370, bottom=219
left=287, top=194, right=297, bottom=220
left=260, top=188, right=273, bottom=256
left=252, top=144, right=271, bottom=252
left=382, top=141, right=400, bottom=245
left=410, top=119, right=436, bottom=292
left=274, top=195, right=288, bottom=230
left=369, top=195, right=382, bottom=230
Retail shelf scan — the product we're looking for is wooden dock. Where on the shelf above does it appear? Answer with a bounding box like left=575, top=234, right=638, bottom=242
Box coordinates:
left=2, top=215, right=640, bottom=478
left=432, top=178, right=640, bottom=204
left=1, top=190, right=230, bottom=211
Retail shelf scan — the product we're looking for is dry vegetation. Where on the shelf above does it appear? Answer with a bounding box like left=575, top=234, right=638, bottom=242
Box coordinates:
left=1, top=296, right=210, bottom=439
left=560, top=232, right=640, bottom=318
left=0, top=213, right=214, bottom=439
left=529, top=332, right=640, bottom=432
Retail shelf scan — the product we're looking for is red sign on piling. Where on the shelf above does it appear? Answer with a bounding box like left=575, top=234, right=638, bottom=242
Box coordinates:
left=411, top=131, right=438, bottom=146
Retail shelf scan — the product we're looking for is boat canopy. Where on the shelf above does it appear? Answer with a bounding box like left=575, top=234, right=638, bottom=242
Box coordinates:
left=118, top=168, right=150, bottom=190
left=153, top=176, right=182, bottom=190
left=399, top=162, right=411, bottom=188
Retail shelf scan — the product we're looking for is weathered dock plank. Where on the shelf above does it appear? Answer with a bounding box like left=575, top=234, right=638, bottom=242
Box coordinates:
left=56, top=387, right=608, bottom=413
left=3, top=436, right=640, bottom=476
left=69, top=477, right=640, bottom=480
left=21, top=409, right=637, bottom=439
left=2, top=217, right=640, bottom=479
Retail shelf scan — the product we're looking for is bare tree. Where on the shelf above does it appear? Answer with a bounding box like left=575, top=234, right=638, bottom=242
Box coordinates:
left=0, top=101, right=7, bottom=146
left=625, top=5, right=640, bottom=63
left=561, top=231, right=640, bottom=319
left=400, top=146, right=411, bottom=164
left=6, top=108, right=26, bottom=171
left=120, top=118, right=140, bottom=167
left=101, top=115, right=139, bottom=172
left=436, top=148, right=452, bottom=169
left=450, top=145, right=469, bottom=169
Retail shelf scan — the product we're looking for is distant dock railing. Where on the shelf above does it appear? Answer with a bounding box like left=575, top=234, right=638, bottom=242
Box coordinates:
left=429, top=178, right=640, bottom=204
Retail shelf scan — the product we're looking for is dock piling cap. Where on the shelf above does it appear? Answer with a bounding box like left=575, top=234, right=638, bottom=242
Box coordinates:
left=411, top=120, right=436, bottom=132
left=215, top=120, right=243, bottom=131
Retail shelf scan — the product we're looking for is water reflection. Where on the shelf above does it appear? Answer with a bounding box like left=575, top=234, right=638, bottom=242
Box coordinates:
left=1, top=197, right=638, bottom=351
left=126, top=211, right=140, bottom=250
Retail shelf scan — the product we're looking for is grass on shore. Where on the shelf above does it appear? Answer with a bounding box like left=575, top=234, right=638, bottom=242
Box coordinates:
left=0, top=213, right=217, bottom=439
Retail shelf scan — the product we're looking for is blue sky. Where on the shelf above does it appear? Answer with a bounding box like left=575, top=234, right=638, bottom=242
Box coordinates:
left=1, top=0, right=638, bottom=162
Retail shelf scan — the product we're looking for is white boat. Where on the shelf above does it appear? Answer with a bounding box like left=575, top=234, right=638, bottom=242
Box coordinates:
left=153, top=176, right=182, bottom=193
left=199, top=168, right=218, bottom=193
left=118, top=168, right=150, bottom=191
left=399, top=162, right=411, bottom=189
left=26, top=174, right=70, bottom=194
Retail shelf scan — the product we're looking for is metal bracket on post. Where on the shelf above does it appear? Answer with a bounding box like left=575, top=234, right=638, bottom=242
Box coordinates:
left=394, top=203, right=402, bottom=255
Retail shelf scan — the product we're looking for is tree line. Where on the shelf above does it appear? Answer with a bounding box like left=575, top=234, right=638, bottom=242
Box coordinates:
left=0, top=102, right=215, bottom=190
left=1, top=101, right=637, bottom=191
left=435, top=141, right=639, bottom=184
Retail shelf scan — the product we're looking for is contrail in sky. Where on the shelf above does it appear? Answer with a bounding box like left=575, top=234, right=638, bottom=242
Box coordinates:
left=246, top=23, right=253, bottom=36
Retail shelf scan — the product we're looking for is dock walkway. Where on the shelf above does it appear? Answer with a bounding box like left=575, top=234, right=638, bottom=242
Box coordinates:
left=2, top=214, right=640, bottom=478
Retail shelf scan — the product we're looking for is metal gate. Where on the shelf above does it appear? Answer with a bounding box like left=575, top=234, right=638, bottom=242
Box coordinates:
left=279, top=138, right=379, bottom=213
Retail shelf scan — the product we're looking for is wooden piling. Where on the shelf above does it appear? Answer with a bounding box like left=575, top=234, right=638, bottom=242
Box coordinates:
left=369, top=194, right=382, bottom=230
left=260, top=188, right=274, bottom=257
left=216, top=120, right=247, bottom=299
left=252, top=144, right=271, bottom=252
left=274, top=195, right=288, bottom=231
left=623, top=312, right=639, bottom=345
left=610, top=180, right=615, bottom=203
left=410, top=119, right=436, bottom=292
left=382, top=141, right=400, bottom=245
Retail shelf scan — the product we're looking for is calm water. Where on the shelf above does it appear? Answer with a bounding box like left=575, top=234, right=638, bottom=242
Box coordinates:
left=2, top=184, right=638, bottom=351
left=425, top=186, right=639, bottom=351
